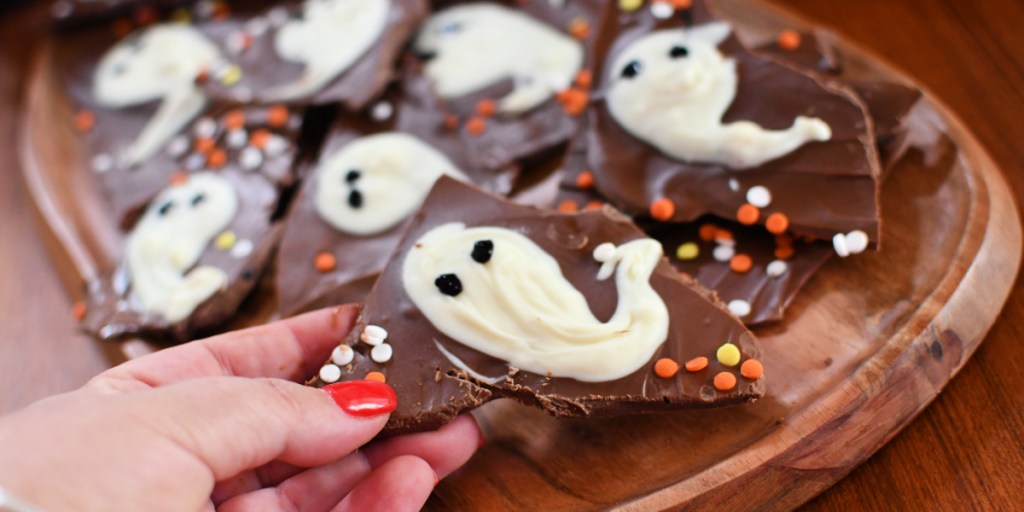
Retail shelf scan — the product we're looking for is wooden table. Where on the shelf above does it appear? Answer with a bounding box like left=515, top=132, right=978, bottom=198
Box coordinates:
left=1, top=1, right=1022, bottom=509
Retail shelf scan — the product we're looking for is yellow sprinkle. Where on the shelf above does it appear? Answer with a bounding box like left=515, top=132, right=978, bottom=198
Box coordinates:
left=220, top=65, right=242, bottom=86
left=619, top=0, right=644, bottom=11
left=676, top=242, right=699, bottom=260
left=169, top=9, right=191, bottom=23
left=215, top=231, right=237, bottom=250
left=716, top=343, right=741, bottom=367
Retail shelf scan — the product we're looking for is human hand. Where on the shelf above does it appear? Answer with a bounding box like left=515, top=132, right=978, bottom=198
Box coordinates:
left=0, top=305, right=482, bottom=512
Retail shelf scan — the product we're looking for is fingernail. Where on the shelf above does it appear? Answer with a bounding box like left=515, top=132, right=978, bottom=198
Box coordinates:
left=433, top=469, right=440, bottom=487
left=323, top=381, right=397, bottom=417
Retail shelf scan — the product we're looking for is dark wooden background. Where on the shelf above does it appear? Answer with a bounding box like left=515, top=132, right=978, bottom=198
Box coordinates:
left=1, top=1, right=1022, bottom=509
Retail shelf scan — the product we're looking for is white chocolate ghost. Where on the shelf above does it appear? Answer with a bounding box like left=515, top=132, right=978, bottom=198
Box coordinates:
left=413, top=4, right=583, bottom=114
left=314, top=133, right=468, bottom=236
left=93, top=24, right=223, bottom=167
left=126, top=173, right=238, bottom=322
left=266, top=0, right=391, bottom=101
left=606, top=22, right=832, bottom=169
left=403, top=223, right=670, bottom=382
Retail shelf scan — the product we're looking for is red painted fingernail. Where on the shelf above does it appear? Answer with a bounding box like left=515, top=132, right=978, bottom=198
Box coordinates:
left=322, top=381, right=397, bottom=417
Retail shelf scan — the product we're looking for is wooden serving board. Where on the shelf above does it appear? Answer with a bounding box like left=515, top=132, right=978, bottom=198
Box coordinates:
left=18, top=0, right=1023, bottom=510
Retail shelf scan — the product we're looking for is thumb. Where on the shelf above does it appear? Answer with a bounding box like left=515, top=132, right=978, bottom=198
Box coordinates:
left=132, top=377, right=395, bottom=481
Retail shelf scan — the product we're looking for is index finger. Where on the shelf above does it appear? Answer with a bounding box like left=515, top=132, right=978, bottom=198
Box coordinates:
left=90, top=305, right=360, bottom=390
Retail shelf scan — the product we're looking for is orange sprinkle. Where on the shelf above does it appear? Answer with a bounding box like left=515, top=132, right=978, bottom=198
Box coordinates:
left=112, top=18, right=133, bottom=38
left=194, top=68, right=211, bottom=85
left=713, top=372, right=737, bottom=391
left=654, top=358, right=680, bottom=379
left=650, top=198, right=675, bottom=222
left=71, top=301, right=87, bottom=322
left=194, top=137, right=215, bottom=154
left=314, top=252, right=336, bottom=273
left=250, top=129, right=271, bottom=149
left=775, top=234, right=794, bottom=247
left=267, top=105, right=289, bottom=127
left=207, top=148, right=227, bottom=168
left=736, top=203, right=760, bottom=225
left=169, top=171, right=189, bottom=186
left=574, top=69, right=592, bottom=88
left=730, top=253, right=753, bottom=273
left=465, top=116, right=487, bottom=136
left=740, top=359, right=764, bottom=380
left=670, top=0, right=692, bottom=8
left=698, top=224, right=717, bottom=241
left=714, top=228, right=734, bottom=242
left=73, top=110, right=95, bottom=133
left=223, top=109, right=246, bottom=130
left=684, top=356, right=708, bottom=372
left=558, top=88, right=589, bottom=116
left=475, top=99, right=496, bottom=117
left=557, top=199, right=579, bottom=213
left=765, top=212, right=790, bottom=234
left=774, top=245, right=795, bottom=260
left=576, top=170, right=595, bottom=189
left=365, top=371, right=387, bottom=383
left=778, top=30, right=802, bottom=51
left=584, top=200, right=603, bottom=211
left=568, top=18, right=590, bottom=40
left=443, top=114, right=460, bottom=130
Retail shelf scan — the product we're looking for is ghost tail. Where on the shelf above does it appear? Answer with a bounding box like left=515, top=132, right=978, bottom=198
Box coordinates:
left=123, top=87, right=207, bottom=167
left=260, top=66, right=337, bottom=102
left=720, top=116, right=832, bottom=169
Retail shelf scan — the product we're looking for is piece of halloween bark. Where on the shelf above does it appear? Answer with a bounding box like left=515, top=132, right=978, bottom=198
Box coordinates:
left=308, top=177, right=765, bottom=434
left=81, top=169, right=281, bottom=342
left=198, top=0, right=428, bottom=107
left=565, top=0, right=881, bottom=243
left=49, top=0, right=199, bottom=28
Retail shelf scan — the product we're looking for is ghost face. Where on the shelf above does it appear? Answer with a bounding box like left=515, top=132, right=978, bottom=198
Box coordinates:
left=413, top=4, right=582, bottom=113
left=314, top=133, right=468, bottom=236
left=267, top=0, right=391, bottom=101
left=606, top=22, right=831, bottom=169
left=402, top=223, right=670, bottom=382
left=126, top=172, right=238, bottom=322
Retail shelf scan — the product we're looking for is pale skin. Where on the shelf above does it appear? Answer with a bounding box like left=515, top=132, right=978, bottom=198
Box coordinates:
left=0, top=305, right=482, bottom=511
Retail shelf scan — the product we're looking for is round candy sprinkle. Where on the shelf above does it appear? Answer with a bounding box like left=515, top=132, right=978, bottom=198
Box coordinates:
left=166, top=135, right=190, bottom=157
left=740, top=359, right=764, bottom=380
left=728, top=178, right=740, bottom=192
left=250, top=129, right=271, bottom=149
left=245, top=16, right=270, bottom=37
left=267, top=105, right=290, bottom=127
left=314, top=252, right=336, bottom=273
left=716, top=343, right=741, bottom=367
left=584, top=201, right=603, bottom=211
left=319, top=364, right=342, bottom=383
left=736, top=203, right=759, bottom=225
left=240, top=147, right=263, bottom=170
left=728, top=299, right=751, bottom=318
left=766, top=260, right=788, bottom=278
left=654, top=358, right=679, bottom=378
left=230, top=239, right=253, bottom=259
left=845, top=230, right=869, bottom=254
left=765, top=212, right=789, bottom=234
left=365, top=371, right=386, bottom=383
left=619, top=0, right=643, bottom=11
left=332, top=345, right=354, bottom=366
left=193, top=117, right=217, bottom=138
left=207, top=148, right=227, bottom=168
left=371, top=343, right=393, bottom=363
left=226, top=129, right=248, bottom=148
left=574, top=69, right=592, bottom=88
left=833, top=232, right=850, bottom=258
left=676, top=242, right=699, bottom=261
left=475, top=99, right=496, bottom=117
left=73, top=110, right=95, bottom=132
left=575, top=170, right=595, bottom=189
left=71, top=300, right=87, bottom=322
left=713, top=372, right=737, bottom=391
left=568, top=18, right=590, bottom=39
left=557, top=199, right=579, bottom=213
left=712, top=245, right=734, bottom=262
left=371, top=101, right=394, bottom=121
left=364, top=325, right=388, bottom=341
left=778, top=30, right=802, bottom=50
left=194, top=137, right=215, bottom=154
left=264, top=135, right=289, bottom=158
left=650, top=1, right=674, bottom=19
left=746, top=186, right=772, bottom=208
left=465, top=117, right=487, bottom=136
left=684, top=356, right=708, bottom=372
left=714, top=229, right=734, bottom=244
left=730, top=254, right=752, bottom=274
left=698, top=224, right=717, bottom=241
left=184, top=153, right=206, bottom=171
left=267, top=6, right=289, bottom=26
left=593, top=242, right=617, bottom=262
left=775, top=245, right=795, bottom=260
left=214, top=231, right=237, bottom=250
left=91, top=153, right=113, bottom=173
left=650, top=198, right=675, bottom=221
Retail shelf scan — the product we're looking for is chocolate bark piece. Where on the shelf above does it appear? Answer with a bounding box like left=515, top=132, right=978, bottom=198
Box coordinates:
left=81, top=169, right=281, bottom=342
left=566, top=0, right=881, bottom=243
left=199, top=0, right=429, bottom=109
left=309, top=177, right=765, bottom=435
left=49, top=0, right=194, bottom=29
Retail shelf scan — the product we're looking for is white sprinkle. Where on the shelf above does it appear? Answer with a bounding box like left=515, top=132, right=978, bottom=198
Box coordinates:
left=712, top=245, right=735, bottom=262
left=264, top=135, right=289, bottom=158
left=166, top=135, right=190, bottom=157
left=319, top=364, right=342, bottom=383
left=234, top=86, right=254, bottom=103
left=184, top=153, right=206, bottom=171
left=364, top=325, right=388, bottom=340
left=193, top=117, right=217, bottom=138
left=593, top=242, right=617, bottom=262
left=746, top=186, right=772, bottom=208
left=728, top=178, right=740, bottom=192
left=194, top=0, right=215, bottom=18
left=370, top=101, right=394, bottom=122
left=728, top=299, right=752, bottom=318
left=714, top=236, right=736, bottom=248
left=766, top=260, right=788, bottom=278
left=833, top=233, right=850, bottom=258
left=332, top=345, right=354, bottom=366
left=267, top=6, right=290, bottom=27
left=371, top=343, right=393, bottom=363
left=245, top=16, right=270, bottom=37
left=845, top=230, right=869, bottom=254
left=226, top=129, right=248, bottom=148
left=230, top=239, right=253, bottom=259
left=650, top=2, right=674, bottom=19
left=240, top=147, right=264, bottom=170
left=91, top=153, right=113, bottom=173
left=226, top=31, right=250, bottom=55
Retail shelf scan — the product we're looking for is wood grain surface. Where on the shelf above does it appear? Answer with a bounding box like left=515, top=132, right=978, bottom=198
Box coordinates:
left=2, top=1, right=1024, bottom=510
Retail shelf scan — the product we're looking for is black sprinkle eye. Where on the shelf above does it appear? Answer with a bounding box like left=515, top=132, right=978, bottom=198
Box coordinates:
left=191, top=193, right=206, bottom=207
left=435, top=273, right=462, bottom=296
left=157, top=201, right=174, bottom=216
left=669, top=45, right=689, bottom=58
left=621, top=60, right=642, bottom=79
left=347, top=189, right=363, bottom=209
left=345, top=169, right=361, bottom=183
left=471, top=240, right=493, bottom=264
